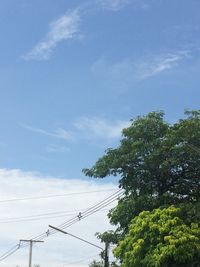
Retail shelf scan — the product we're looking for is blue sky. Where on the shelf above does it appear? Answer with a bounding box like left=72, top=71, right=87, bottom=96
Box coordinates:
left=0, top=1, right=200, bottom=266
left=0, top=0, right=200, bottom=178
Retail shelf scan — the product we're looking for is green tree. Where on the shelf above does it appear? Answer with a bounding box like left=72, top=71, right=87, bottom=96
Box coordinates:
left=89, top=231, right=120, bottom=267
left=96, top=231, right=120, bottom=267
left=114, top=206, right=200, bottom=267
left=83, top=110, right=200, bottom=232
left=89, top=260, right=104, bottom=267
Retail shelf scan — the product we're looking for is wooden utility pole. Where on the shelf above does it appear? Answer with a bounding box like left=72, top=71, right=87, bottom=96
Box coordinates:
left=20, top=239, right=44, bottom=267
left=104, top=241, right=109, bottom=267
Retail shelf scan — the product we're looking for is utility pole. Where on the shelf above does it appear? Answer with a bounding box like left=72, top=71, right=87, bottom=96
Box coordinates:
left=20, top=239, right=44, bottom=267
left=104, top=241, right=109, bottom=267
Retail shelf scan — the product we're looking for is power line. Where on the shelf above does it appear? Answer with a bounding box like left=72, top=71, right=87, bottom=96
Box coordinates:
left=26, top=189, right=123, bottom=241
left=0, top=190, right=121, bottom=262
left=0, top=209, right=82, bottom=221
left=0, top=189, right=115, bottom=204
left=0, top=189, right=123, bottom=259
left=0, top=244, right=19, bottom=259
left=23, top=190, right=122, bottom=243
left=0, top=207, right=112, bottom=224
left=0, top=212, right=79, bottom=224
left=0, top=189, right=124, bottom=262
left=41, top=189, right=124, bottom=239
left=46, top=189, right=123, bottom=239
left=0, top=245, right=20, bottom=261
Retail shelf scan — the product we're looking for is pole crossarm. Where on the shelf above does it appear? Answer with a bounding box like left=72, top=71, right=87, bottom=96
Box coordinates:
left=20, top=239, right=44, bottom=243
left=20, top=239, right=44, bottom=267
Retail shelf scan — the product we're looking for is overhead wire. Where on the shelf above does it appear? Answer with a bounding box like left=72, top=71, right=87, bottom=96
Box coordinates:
left=0, top=189, right=115, bottom=204
left=23, top=189, right=123, bottom=241
left=0, top=212, right=81, bottom=224
left=21, top=189, right=123, bottom=247
left=19, top=189, right=123, bottom=255
left=4, top=143, right=197, bottom=264
left=0, top=207, right=113, bottom=224
left=0, top=189, right=124, bottom=262
left=38, top=189, right=123, bottom=238
left=0, top=245, right=20, bottom=261
left=28, top=189, right=123, bottom=239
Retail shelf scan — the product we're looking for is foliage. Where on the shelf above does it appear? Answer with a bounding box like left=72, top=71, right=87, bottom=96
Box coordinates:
left=114, top=206, right=200, bottom=267
left=88, top=231, right=121, bottom=267
left=83, top=110, right=200, bottom=232
left=96, top=230, right=120, bottom=245
left=96, top=231, right=119, bottom=267
left=89, top=260, right=104, bottom=267
left=88, top=260, right=119, bottom=267
left=110, top=263, right=120, bottom=267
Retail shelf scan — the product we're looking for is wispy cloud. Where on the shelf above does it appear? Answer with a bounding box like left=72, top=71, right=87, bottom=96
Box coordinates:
left=96, top=0, right=151, bottom=11
left=23, top=125, right=73, bottom=141
left=92, top=50, right=191, bottom=82
left=136, top=50, right=190, bottom=79
left=23, top=9, right=81, bottom=60
left=74, top=117, right=130, bottom=140
left=23, top=117, right=130, bottom=145
left=96, top=0, right=130, bottom=11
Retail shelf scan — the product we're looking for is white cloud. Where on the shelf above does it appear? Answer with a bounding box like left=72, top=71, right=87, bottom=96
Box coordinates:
left=23, top=9, right=81, bottom=60
left=0, top=168, right=118, bottom=267
left=96, top=0, right=130, bottom=11
left=92, top=50, right=191, bottom=82
left=22, top=118, right=130, bottom=144
left=22, top=125, right=73, bottom=141
left=96, top=0, right=151, bottom=11
left=136, top=50, right=190, bottom=79
left=74, top=117, right=130, bottom=140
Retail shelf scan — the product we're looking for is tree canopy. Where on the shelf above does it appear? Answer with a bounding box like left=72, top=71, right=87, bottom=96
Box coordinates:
left=83, top=110, right=200, bottom=232
left=114, top=206, right=200, bottom=267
